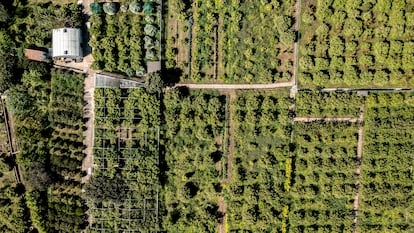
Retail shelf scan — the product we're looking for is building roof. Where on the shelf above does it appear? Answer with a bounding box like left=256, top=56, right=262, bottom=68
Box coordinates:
left=147, top=61, right=161, bottom=73
left=52, top=28, right=82, bottom=59
left=24, top=49, right=47, bottom=62
left=95, top=74, right=144, bottom=88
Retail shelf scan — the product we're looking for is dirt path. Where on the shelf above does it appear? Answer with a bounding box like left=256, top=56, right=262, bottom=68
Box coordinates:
left=293, top=117, right=362, bottom=123
left=353, top=105, right=365, bottom=233
left=217, top=195, right=226, bottom=233
left=175, top=81, right=293, bottom=90
left=81, top=71, right=95, bottom=184
left=226, top=92, right=236, bottom=184
left=293, top=0, right=301, bottom=88
left=217, top=91, right=236, bottom=233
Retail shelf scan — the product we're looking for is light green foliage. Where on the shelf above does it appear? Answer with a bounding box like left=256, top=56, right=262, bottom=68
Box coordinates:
left=144, top=24, right=157, bottom=37
left=129, top=2, right=142, bottom=14
left=299, top=0, right=414, bottom=87
left=103, top=2, right=118, bottom=15
left=145, top=72, right=163, bottom=93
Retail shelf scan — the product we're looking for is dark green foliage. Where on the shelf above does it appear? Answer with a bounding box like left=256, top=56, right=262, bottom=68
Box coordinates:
left=0, top=30, right=16, bottom=92
left=0, top=158, right=31, bottom=232
left=227, top=91, right=292, bottom=232
left=24, top=162, right=51, bottom=191
left=84, top=175, right=128, bottom=203
left=10, top=3, right=82, bottom=48
left=7, top=68, right=87, bottom=232
left=90, top=2, right=103, bottom=15
left=143, top=2, right=154, bottom=14
left=90, top=88, right=160, bottom=231
left=162, top=90, right=225, bottom=232
left=358, top=92, right=414, bottom=232
left=145, top=72, right=163, bottom=93
left=0, top=3, right=9, bottom=23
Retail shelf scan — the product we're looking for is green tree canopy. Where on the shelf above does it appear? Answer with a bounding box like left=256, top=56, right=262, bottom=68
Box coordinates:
left=103, top=2, right=118, bottom=15
left=143, top=2, right=154, bottom=14
left=144, top=24, right=157, bottom=37
left=0, top=3, right=9, bottom=23
left=145, top=72, right=163, bottom=93
left=90, top=2, right=103, bottom=15
left=83, top=174, right=128, bottom=204
left=0, top=30, right=16, bottom=92
left=129, top=2, right=142, bottom=14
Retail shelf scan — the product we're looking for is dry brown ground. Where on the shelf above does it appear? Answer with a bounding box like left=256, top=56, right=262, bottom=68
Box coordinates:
left=81, top=71, right=96, bottom=184
left=353, top=105, right=366, bottom=232
left=217, top=91, right=236, bottom=233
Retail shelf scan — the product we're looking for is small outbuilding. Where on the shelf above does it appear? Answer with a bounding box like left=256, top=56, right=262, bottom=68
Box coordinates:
left=24, top=49, right=48, bottom=62
left=52, top=28, right=83, bottom=62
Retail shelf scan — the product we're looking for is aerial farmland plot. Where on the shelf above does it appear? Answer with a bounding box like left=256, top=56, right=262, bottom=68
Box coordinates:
left=299, top=0, right=414, bottom=88
left=166, top=0, right=297, bottom=83
left=1, top=0, right=414, bottom=232
left=358, top=92, right=414, bottom=232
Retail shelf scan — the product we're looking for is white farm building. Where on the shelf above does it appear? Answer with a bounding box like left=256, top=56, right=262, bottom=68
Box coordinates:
left=52, top=28, right=83, bottom=61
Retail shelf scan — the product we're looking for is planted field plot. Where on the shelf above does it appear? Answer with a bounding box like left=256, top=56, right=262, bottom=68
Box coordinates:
left=87, top=88, right=160, bottom=232
left=165, top=0, right=191, bottom=74
left=295, top=91, right=364, bottom=117
left=6, top=68, right=87, bottom=232
left=358, top=92, right=414, bottom=232
left=47, top=70, right=87, bottom=233
left=221, top=1, right=296, bottom=83
left=299, top=0, right=414, bottom=87
left=89, top=3, right=161, bottom=76
left=0, top=158, right=30, bottom=232
left=227, top=91, right=292, bottom=232
left=162, top=90, right=226, bottom=231
left=290, top=122, right=360, bottom=232
left=167, top=0, right=296, bottom=83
